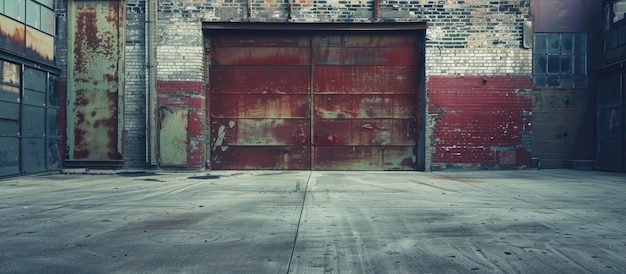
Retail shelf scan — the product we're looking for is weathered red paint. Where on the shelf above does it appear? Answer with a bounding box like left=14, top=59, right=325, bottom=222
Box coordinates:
left=157, top=81, right=206, bottom=168
left=428, top=75, right=533, bottom=169
left=157, top=81, right=204, bottom=95
left=209, top=33, right=421, bottom=170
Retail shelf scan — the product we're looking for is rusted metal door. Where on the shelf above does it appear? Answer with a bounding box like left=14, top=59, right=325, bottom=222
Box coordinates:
left=312, top=34, right=419, bottom=170
left=209, top=34, right=311, bottom=169
left=159, top=106, right=188, bottom=167
left=209, top=32, right=420, bottom=170
left=67, top=1, right=124, bottom=164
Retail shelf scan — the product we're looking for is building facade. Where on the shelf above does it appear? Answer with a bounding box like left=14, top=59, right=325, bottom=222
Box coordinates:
left=0, top=0, right=613, bottom=175
left=0, top=0, right=61, bottom=176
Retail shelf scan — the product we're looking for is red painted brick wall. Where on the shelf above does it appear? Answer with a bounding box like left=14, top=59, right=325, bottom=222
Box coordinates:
left=157, top=81, right=206, bottom=168
left=428, top=76, right=533, bottom=170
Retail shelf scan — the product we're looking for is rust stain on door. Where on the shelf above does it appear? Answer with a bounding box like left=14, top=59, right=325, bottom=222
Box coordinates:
left=159, top=106, right=189, bottom=167
left=67, top=1, right=124, bottom=161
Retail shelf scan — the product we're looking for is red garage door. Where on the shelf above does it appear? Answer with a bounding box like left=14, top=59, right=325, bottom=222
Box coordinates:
left=209, top=32, right=420, bottom=170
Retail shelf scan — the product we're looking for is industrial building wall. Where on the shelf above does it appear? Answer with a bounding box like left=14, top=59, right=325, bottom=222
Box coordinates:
left=57, top=0, right=535, bottom=170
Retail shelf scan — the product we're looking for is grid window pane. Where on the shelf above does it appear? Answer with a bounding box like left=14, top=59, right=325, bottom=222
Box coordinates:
left=561, top=56, right=573, bottom=74
left=26, top=0, right=40, bottom=28
left=41, top=7, right=55, bottom=35
left=547, top=34, right=561, bottom=54
left=561, top=34, right=574, bottom=54
left=534, top=33, right=547, bottom=54
left=547, top=55, right=560, bottom=73
left=534, top=55, right=547, bottom=74
left=575, top=55, right=586, bottom=74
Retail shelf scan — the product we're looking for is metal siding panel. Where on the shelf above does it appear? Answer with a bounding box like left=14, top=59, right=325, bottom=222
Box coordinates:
left=311, top=34, right=419, bottom=170
left=210, top=66, right=310, bottom=94
left=211, top=146, right=310, bottom=170
left=315, top=146, right=416, bottom=171
left=314, top=94, right=416, bottom=118
left=22, top=137, right=46, bottom=173
left=210, top=34, right=312, bottom=170
left=313, top=66, right=417, bottom=94
left=68, top=1, right=123, bottom=161
left=211, top=47, right=310, bottom=66
left=0, top=137, right=19, bottom=176
left=211, top=118, right=309, bottom=146
left=21, top=105, right=45, bottom=137
left=211, top=94, right=309, bottom=119
left=313, top=119, right=415, bottom=146
left=312, top=48, right=416, bottom=66
left=47, top=138, right=62, bottom=170
left=159, top=106, right=188, bottom=167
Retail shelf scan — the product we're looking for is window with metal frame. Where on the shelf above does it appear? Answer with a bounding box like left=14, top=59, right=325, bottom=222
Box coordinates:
left=533, top=33, right=587, bottom=88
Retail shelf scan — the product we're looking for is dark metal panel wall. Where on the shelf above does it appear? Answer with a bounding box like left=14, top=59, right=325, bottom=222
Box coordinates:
left=0, top=60, right=20, bottom=176
left=596, top=72, right=624, bottom=171
left=312, top=34, right=418, bottom=170
left=67, top=1, right=124, bottom=163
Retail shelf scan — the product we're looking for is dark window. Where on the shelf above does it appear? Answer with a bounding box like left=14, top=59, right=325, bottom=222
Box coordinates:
left=533, top=33, right=587, bottom=88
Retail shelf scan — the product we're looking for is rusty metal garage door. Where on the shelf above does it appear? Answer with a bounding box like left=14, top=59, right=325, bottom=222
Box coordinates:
left=209, top=32, right=419, bottom=170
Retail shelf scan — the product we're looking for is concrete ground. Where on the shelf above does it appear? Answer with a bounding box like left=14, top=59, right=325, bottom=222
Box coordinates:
left=0, top=169, right=625, bottom=274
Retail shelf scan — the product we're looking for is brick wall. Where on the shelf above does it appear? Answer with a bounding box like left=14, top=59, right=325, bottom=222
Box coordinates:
left=124, top=0, right=148, bottom=168
left=56, top=0, right=533, bottom=170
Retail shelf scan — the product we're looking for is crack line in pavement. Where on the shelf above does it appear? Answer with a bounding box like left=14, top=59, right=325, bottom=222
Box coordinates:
left=286, top=171, right=312, bottom=273
left=464, top=182, right=626, bottom=234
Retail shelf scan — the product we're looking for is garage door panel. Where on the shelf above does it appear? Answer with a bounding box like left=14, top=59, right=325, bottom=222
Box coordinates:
left=314, top=94, right=416, bottom=119
left=212, top=35, right=310, bottom=47
left=312, top=35, right=417, bottom=48
left=210, top=66, right=310, bottom=94
left=314, top=146, right=416, bottom=170
left=211, top=94, right=310, bottom=118
left=212, top=118, right=309, bottom=146
left=312, top=48, right=416, bottom=66
left=313, top=119, right=416, bottom=146
left=211, top=47, right=310, bottom=66
left=313, top=66, right=417, bottom=94
left=212, top=146, right=311, bottom=170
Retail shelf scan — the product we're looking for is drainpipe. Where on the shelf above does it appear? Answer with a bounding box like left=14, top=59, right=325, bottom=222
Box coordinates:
left=146, top=0, right=158, bottom=166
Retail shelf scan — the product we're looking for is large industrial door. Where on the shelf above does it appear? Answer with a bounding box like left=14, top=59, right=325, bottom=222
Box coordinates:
left=209, top=32, right=420, bottom=170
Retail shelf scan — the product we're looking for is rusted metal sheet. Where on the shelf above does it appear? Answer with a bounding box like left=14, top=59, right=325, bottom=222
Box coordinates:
left=211, top=47, right=310, bottom=66
left=67, top=1, right=124, bottom=162
left=210, top=66, right=310, bottom=94
left=311, top=34, right=419, bottom=170
left=315, top=94, right=416, bottom=118
left=314, top=66, right=417, bottom=94
left=211, top=95, right=309, bottom=118
left=210, top=34, right=312, bottom=170
left=209, top=32, right=421, bottom=170
left=315, top=147, right=416, bottom=171
left=313, top=119, right=415, bottom=146
left=0, top=15, right=25, bottom=55
left=159, top=106, right=188, bottom=167
left=211, top=119, right=309, bottom=146
left=212, top=146, right=310, bottom=170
